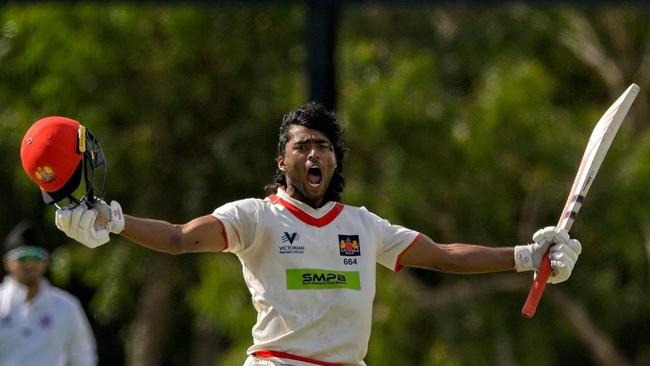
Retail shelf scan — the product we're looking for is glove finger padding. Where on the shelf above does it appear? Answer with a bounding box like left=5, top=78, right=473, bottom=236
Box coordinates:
left=76, top=209, right=97, bottom=246
left=548, top=266, right=569, bottom=284
left=548, top=260, right=572, bottom=284
left=68, top=205, right=88, bottom=240
left=549, top=250, right=576, bottom=270
left=108, top=201, right=125, bottom=234
left=53, top=203, right=110, bottom=248
left=79, top=208, right=96, bottom=230
left=55, top=208, right=72, bottom=233
left=550, top=241, right=580, bottom=263
left=88, top=226, right=110, bottom=248
left=548, top=238, right=582, bottom=284
left=567, top=238, right=582, bottom=255
left=530, top=226, right=560, bottom=270
left=532, top=226, right=557, bottom=247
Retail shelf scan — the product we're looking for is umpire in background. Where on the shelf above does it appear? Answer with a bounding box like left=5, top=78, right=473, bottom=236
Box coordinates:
left=0, top=221, right=97, bottom=366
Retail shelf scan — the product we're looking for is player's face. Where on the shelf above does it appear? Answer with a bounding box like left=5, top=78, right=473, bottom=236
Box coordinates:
left=3, top=256, right=48, bottom=288
left=278, top=125, right=337, bottom=208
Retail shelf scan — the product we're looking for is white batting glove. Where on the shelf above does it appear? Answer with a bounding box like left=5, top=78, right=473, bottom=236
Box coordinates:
left=548, top=236, right=582, bottom=284
left=96, top=200, right=125, bottom=235
left=55, top=200, right=125, bottom=248
left=514, top=226, right=582, bottom=284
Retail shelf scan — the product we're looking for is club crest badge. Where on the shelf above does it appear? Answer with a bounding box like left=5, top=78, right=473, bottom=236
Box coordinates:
left=40, top=314, right=52, bottom=329
left=338, top=235, right=360, bottom=256
left=34, top=166, right=55, bottom=183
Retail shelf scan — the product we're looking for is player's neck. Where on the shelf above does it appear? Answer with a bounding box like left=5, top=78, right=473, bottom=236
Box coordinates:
left=26, top=283, right=40, bottom=301
left=12, top=277, right=42, bottom=301
left=283, top=186, right=326, bottom=209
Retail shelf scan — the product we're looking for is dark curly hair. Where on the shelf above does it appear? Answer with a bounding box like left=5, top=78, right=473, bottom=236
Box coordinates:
left=265, top=102, right=348, bottom=202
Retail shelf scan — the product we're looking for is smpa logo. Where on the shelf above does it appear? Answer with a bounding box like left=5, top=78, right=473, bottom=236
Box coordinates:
left=286, top=268, right=361, bottom=290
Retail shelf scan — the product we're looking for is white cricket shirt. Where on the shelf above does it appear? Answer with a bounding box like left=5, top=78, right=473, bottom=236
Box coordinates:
left=0, top=276, right=97, bottom=366
left=213, top=188, right=419, bottom=366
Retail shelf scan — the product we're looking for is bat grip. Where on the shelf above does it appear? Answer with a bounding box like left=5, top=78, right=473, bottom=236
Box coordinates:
left=520, top=249, right=552, bottom=318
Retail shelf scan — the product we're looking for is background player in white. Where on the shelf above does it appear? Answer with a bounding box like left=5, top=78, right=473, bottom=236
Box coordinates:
left=1, top=221, right=97, bottom=366
left=53, top=102, right=581, bottom=366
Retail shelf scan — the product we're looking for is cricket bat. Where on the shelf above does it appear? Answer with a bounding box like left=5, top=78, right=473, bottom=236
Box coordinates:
left=521, top=83, right=640, bottom=318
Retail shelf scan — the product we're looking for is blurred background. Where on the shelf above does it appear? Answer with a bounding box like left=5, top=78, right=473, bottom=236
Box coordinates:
left=1, top=2, right=649, bottom=365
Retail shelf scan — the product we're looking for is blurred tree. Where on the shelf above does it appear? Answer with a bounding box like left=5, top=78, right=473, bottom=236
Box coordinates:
left=339, top=4, right=649, bottom=366
left=0, top=4, right=305, bottom=365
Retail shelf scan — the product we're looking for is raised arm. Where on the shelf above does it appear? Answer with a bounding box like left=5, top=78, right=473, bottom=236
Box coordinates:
left=55, top=201, right=226, bottom=254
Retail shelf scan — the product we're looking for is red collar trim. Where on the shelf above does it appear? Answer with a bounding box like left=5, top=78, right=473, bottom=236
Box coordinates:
left=267, top=194, right=344, bottom=228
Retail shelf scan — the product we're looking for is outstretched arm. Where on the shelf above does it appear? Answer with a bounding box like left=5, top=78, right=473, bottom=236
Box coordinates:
left=55, top=201, right=226, bottom=254
left=121, top=214, right=226, bottom=254
left=398, top=227, right=581, bottom=284
left=398, top=234, right=514, bottom=273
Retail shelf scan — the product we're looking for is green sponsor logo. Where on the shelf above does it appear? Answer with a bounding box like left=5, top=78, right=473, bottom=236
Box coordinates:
left=286, top=269, right=361, bottom=290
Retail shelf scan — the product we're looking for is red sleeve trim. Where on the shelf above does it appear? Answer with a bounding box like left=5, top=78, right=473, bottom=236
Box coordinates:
left=394, top=232, right=422, bottom=272
left=253, top=350, right=343, bottom=366
left=209, top=214, right=229, bottom=251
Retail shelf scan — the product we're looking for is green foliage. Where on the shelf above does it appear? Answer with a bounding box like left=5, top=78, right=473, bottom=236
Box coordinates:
left=0, top=4, right=305, bottom=364
left=189, top=254, right=256, bottom=364
left=340, top=4, right=650, bottom=366
left=1, top=3, right=649, bottom=366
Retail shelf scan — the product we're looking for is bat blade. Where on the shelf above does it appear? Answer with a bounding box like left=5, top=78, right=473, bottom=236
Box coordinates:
left=521, top=83, right=640, bottom=318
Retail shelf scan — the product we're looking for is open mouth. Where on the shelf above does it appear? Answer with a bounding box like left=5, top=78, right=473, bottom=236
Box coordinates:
left=307, top=166, right=322, bottom=186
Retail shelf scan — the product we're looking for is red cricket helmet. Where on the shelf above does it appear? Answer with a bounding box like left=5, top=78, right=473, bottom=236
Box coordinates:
left=20, top=116, right=106, bottom=207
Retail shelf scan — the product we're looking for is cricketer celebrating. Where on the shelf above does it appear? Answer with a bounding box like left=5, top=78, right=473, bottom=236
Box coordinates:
left=29, top=103, right=581, bottom=366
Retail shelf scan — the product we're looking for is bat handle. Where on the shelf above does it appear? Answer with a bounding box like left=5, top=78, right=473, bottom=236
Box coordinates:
left=520, top=249, right=552, bottom=318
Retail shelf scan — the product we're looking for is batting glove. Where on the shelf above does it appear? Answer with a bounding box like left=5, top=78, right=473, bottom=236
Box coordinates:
left=96, top=200, right=125, bottom=235
left=55, top=200, right=124, bottom=248
left=548, top=235, right=582, bottom=284
left=514, top=226, right=582, bottom=284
